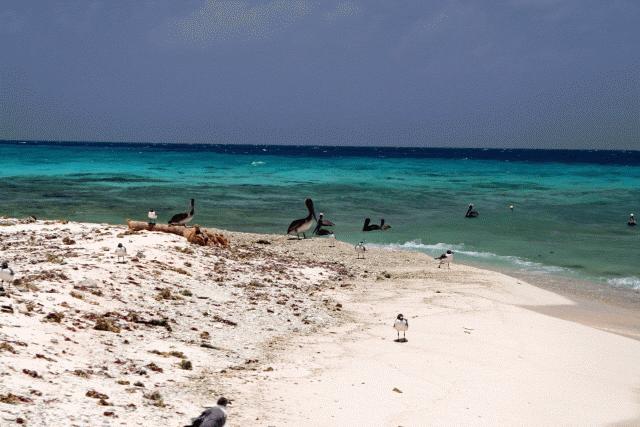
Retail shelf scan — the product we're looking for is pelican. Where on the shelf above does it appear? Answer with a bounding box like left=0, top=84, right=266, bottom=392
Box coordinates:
left=115, top=243, right=127, bottom=263
left=287, top=198, right=317, bottom=239
left=435, top=249, right=454, bottom=269
left=0, top=261, right=15, bottom=291
left=362, top=218, right=381, bottom=231
left=169, top=199, right=195, bottom=226
left=465, top=204, right=479, bottom=218
left=186, top=397, right=230, bottom=427
left=380, top=218, right=391, bottom=230
left=394, top=314, right=408, bottom=341
left=355, top=241, right=366, bottom=259
left=313, top=213, right=335, bottom=236
left=629, top=213, right=637, bottom=227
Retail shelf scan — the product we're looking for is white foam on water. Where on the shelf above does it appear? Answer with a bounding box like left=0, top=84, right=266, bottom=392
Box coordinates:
left=373, top=240, right=568, bottom=274
left=251, top=161, right=266, bottom=166
left=607, top=276, right=640, bottom=290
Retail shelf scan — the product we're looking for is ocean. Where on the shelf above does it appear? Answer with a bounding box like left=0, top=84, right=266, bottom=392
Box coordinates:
left=1, top=141, right=639, bottom=291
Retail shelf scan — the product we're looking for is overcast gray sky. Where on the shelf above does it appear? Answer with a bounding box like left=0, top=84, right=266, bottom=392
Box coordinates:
left=1, top=0, right=638, bottom=149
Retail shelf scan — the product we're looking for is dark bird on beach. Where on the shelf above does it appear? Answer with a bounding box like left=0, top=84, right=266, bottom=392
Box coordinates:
left=287, top=198, right=317, bottom=239
left=185, top=397, right=229, bottom=427
left=435, top=249, right=454, bottom=269
left=465, top=204, right=479, bottom=218
left=628, top=213, right=637, bottom=227
left=313, top=212, right=335, bottom=236
left=394, top=313, right=408, bottom=341
left=169, top=199, right=195, bottom=226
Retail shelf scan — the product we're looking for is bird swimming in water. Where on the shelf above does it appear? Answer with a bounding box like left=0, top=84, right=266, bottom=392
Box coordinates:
left=115, top=243, right=127, bottom=263
left=465, top=204, right=479, bottom=218
left=287, top=198, right=317, bottom=239
left=394, top=314, right=408, bottom=341
left=355, top=241, right=366, bottom=259
left=169, top=199, right=195, bottom=226
left=629, top=213, right=637, bottom=227
left=148, top=209, right=157, bottom=225
left=380, top=218, right=391, bottom=230
left=0, top=261, right=15, bottom=292
left=362, top=218, right=381, bottom=231
left=185, top=397, right=230, bottom=427
left=313, top=213, right=335, bottom=236
left=509, top=205, right=514, bottom=212
left=435, top=249, right=454, bottom=269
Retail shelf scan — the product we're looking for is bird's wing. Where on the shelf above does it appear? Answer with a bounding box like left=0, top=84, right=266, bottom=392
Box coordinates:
left=287, top=218, right=303, bottom=234
left=169, top=212, right=188, bottom=223
left=320, top=219, right=335, bottom=226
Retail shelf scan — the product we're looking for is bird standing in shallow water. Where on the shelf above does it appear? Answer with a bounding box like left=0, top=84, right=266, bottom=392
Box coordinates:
left=394, top=314, right=409, bottom=342
left=185, top=397, right=229, bottom=427
left=313, top=212, right=335, bottom=236
left=287, top=198, right=317, bottom=239
left=169, top=199, right=195, bottom=226
left=115, top=243, right=127, bottom=263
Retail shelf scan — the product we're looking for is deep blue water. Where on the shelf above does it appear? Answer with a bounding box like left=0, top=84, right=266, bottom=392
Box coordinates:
left=1, top=140, right=639, bottom=290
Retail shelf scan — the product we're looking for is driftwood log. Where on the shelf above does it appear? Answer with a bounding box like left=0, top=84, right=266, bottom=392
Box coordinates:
left=126, top=220, right=229, bottom=247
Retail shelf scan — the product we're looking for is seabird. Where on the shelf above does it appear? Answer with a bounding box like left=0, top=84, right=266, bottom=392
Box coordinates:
left=313, top=213, right=335, bottom=236
left=629, top=213, right=637, bottom=227
left=115, top=243, right=127, bottom=263
left=362, top=218, right=381, bottom=231
left=355, top=241, right=366, bottom=259
left=394, top=314, right=408, bottom=341
left=0, top=261, right=15, bottom=291
left=380, top=218, right=391, bottom=230
left=435, top=249, right=454, bottom=269
left=148, top=209, right=157, bottom=225
left=287, top=198, right=317, bottom=239
left=185, top=397, right=229, bottom=427
left=465, top=204, right=479, bottom=218
left=509, top=205, right=514, bottom=212
left=169, top=199, right=195, bottom=226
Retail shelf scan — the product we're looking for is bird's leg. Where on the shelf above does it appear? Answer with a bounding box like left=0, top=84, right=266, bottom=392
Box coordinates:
left=397, top=331, right=399, bottom=340
left=303, top=232, right=307, bottom=239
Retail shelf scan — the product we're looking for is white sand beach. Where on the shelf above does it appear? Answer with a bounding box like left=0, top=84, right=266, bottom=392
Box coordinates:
left=1, top=219, right=639, bottom=426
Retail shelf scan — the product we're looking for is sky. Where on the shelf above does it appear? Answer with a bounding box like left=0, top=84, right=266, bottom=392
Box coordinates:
left=1, top=0, right=639, bottom=149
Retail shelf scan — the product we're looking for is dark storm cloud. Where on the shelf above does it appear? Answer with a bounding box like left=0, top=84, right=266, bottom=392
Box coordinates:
left=1, top=0, right=638, bottom=149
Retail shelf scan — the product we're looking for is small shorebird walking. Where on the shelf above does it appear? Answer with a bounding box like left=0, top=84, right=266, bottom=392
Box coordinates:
left=355, top=241, right=366, bottom=259
left=185, top=397, right=230, bottom=427
left=435, top=250, right=454, bottom=269
left=287, top=198, right=317, bottom=239
left=394, top=313, right=408, bottom=342
left=115, top=243, right=127, bottom=263
left=0, top=261, right=15, bottom=292
left=169, top=199, right=195, bottom=226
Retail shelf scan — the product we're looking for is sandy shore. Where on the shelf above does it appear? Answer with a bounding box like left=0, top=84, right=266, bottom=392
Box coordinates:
left=1, top=219, right=640, bottom=426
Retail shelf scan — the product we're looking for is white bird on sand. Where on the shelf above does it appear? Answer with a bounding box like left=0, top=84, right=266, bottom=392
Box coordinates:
left=148, top=209, right=157, bottom=225
left=0, top=261, right=15, bottom=291
left=115, top=243, right=127, bottom=263
left=435, top=250, right=454, bottom=269
left=355, top=241, right=366, bottom=259
left=186, top=397, right=230, bottom=427
left=394, top=313, right=408, bottom=341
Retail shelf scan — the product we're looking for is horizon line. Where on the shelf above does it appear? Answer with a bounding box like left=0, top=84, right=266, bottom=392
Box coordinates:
left=1, top=139, right=638, bottom=153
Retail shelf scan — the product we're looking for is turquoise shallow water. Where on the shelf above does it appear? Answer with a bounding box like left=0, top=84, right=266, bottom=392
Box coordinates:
left=1, top=142, right=639, bottom=290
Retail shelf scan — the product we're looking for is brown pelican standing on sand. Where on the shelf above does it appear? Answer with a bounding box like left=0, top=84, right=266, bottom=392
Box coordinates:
left=287, top=198, right=317, bottom=239
left=169, top=199, right=195, bottom=226
left=313, top=213, right=335, bottom=236
left=465, top=204, right=479, bottom=218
